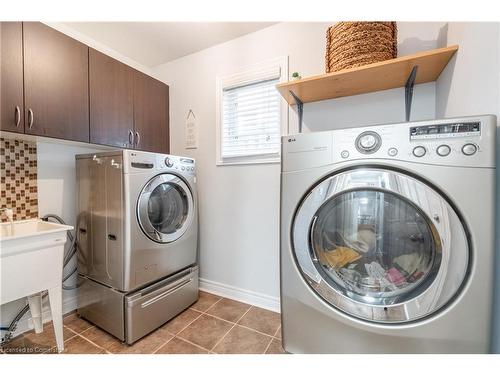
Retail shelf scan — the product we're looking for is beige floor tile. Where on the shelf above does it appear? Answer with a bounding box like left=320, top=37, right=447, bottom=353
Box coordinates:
left=63, top=313, right=94, bottom=333
left=62, top=335, right=106, bottom=354
left=155, top=337, right=208, bottom=354
left=274, top=326, right=282, bottom=339
left=238, top=306, right=281, bottom=336
left=265, top=338, right=286, bottom=354
left=213, top=325, right=271, bottom=354
left=190, top=291, right=222, bottom=312
left=206, top=298, right=251, bottom=322
left=116, top=328, right=174, bottom=354
left=177, top=314, right=233, bottom=350
left=162, top=308, right=201, bottom=335
left=79, top=326, right=124, bottom=352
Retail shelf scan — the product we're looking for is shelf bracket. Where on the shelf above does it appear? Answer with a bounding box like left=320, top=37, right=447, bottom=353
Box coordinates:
left=405, top=66, right=418, bottom=122
left=289, top=90, right=304, bottom=133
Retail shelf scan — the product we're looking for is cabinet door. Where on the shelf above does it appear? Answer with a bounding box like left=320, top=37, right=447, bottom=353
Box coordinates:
left=133, top=71, right=169, bottom=153
left=1, top=22, right=24, bottom=133
left=23, top=22, right=89, bottom=142
left=89, top=49, right=134, bottom=148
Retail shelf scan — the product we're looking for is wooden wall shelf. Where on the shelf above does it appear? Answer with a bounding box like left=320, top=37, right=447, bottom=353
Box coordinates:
left=276, top=45, right=458, bottom=105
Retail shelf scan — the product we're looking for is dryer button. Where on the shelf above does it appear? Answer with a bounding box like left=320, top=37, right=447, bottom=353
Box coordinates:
left=412, top=146, right=426, bottom=157
left=462, top=143, right=477, bottom=156
left=388, top=147, right=398, bottom=157
left=341, top=150, right=349, bottom=159
left=436, top=144, right=451, bottom=157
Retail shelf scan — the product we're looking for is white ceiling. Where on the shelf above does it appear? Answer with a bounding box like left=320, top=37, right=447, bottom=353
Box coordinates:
left=63, top=22, right=276, bottom=67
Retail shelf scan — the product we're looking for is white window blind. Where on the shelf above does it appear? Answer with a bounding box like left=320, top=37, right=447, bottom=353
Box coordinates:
left=222, top=78, right=281, bottom=159
left=216, top=58, right=287, bottom=165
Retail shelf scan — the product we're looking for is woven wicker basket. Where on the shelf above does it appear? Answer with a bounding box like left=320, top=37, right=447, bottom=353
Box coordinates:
left=325, top=22, right=398, bottom=73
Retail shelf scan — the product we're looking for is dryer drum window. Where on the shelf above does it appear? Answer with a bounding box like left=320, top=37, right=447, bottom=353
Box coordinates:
left=292, top=168, right=470, bottom=323
left=311, top=189, right=441, bottom=306
left=148, top=183, right=188, bottom=235
left=137, top=173, right=194, bottom=244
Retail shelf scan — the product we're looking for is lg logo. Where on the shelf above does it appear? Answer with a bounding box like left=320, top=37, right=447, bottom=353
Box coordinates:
left=288, top=138, right=296, bottom=143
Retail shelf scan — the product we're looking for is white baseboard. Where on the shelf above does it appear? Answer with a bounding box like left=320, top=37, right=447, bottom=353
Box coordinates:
left=6, top=295, right=78, bottom=338
left=199, top=278, right=280, bottom=313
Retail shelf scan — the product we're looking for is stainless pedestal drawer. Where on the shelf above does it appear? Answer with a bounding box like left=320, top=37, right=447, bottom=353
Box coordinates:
left=77, top=275, right=126, bottom=341
left=77, top=266, right=198, bottom=344
left=125, top=266, right=198, bottom=344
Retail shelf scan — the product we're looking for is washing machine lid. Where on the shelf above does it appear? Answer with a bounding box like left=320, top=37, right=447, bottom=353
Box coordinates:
left=137, top=173, right=194, bottom=243
left=292, top=167, right=470, bottom=324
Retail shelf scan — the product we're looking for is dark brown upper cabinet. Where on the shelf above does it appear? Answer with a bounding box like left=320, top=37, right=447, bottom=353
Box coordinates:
left=89, top=48, right=134, bottom=148
left=1, top=22, right=169, bottom=153
left=23, top=22, right=89, bottom=142
left=1, top=22, right=25, bottom=133
left=133, top=70, right=169, bottom=154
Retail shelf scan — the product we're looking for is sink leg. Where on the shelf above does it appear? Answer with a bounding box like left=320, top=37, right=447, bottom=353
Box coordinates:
left=27, top=293, right=43, bottom=334
left=48, top=286, right=64, bottom=353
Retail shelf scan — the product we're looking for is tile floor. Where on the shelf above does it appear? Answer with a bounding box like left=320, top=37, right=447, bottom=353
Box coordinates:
left=1, top=292, right=285, bottom=354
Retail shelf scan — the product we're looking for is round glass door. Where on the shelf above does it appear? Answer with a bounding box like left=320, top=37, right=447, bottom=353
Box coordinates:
left=292, top=168, right=470, bottom=323
left=137, top=174, right=194, bottom=243
left=311, top=189, right=441, bottom=306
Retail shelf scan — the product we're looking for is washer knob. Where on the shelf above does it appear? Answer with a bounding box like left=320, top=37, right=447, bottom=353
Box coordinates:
left=360, top=134, right=377, bottom=149
left=436, top=145, right=451, bottom=157
left=412, top=146, right=426, bottom=157
left=462, top=143, right=477, bottom=156
left=164, top=157, right=174, bottom=167
left=355, top=131, right=381, bottom=153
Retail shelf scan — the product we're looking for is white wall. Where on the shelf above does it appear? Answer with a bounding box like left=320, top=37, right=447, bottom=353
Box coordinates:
left=0, top=23, right=151, bottom=338
left=435, top=22, right=500, bottom=353
left=151, top=22, right=444, bottom=310
left=436, top=23, right=499, bottom=118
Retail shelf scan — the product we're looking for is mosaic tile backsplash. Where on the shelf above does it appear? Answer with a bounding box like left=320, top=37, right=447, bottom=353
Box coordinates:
left=0, top=137, right=38, bottom=222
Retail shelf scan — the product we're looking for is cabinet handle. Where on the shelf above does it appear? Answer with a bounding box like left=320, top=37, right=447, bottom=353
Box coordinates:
left=135, top=131, right=140, bottom=147
left=28, top=109, right=34, bottom=129
left=129, top=130, right=134, bottom=146
left=15, top=106, right=21, bottom=127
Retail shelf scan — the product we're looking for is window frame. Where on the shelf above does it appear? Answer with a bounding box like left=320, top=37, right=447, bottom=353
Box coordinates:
left=215, top=56, right=289, bottom=166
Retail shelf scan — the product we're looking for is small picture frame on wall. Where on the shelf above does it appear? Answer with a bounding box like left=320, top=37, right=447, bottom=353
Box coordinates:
left=185, top=109, right=198, bottom=149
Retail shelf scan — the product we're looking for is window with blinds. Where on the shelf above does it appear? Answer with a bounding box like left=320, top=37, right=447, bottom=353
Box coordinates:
left=216, top=57, right=287, bottom=165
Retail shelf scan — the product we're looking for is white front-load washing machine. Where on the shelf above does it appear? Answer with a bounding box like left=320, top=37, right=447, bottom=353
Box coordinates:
left=280, top=115, right=496, bottom=353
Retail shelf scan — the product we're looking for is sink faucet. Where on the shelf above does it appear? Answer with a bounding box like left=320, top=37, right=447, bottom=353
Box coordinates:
left=1, top=208, right=14, bottom=235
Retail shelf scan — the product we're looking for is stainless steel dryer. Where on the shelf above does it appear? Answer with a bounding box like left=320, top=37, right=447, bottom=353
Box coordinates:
left=280, top=115, right=496, bottom=353
left=75, top=150, right=198, bottom=344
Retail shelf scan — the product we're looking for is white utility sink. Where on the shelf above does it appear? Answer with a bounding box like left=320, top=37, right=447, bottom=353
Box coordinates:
left=1, top=218, right=72, bottom=244
left=0, top=219, right=73, bottom=353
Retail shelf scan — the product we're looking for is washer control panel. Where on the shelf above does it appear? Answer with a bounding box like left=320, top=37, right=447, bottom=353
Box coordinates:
left=410, top=121, right=480, bottom=140
left=282, top=116, right=496, bottom=172
left=157, top=155, right=196, bottom=175
left=122, top=150, right=196, bottom=175
left=408, top=121, right=483, bottom=160
left=334, top=116, right=492, bottom=169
